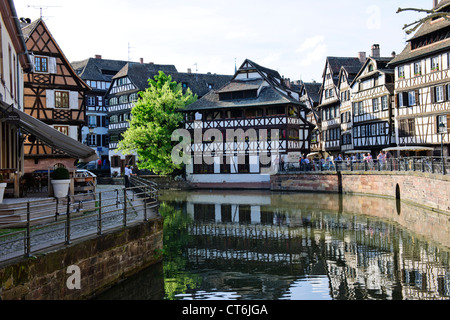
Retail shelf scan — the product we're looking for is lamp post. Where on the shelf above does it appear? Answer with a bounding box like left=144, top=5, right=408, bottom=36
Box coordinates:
left=439, top=121, right=445, bottom=157
left=439, top=121, right=446, bottom=174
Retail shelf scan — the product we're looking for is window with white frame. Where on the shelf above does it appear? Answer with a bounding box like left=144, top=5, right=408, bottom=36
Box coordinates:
left=87, top=96, right=96, bottom=106
left=414, top=62, right=422, bottom=75
left=436, top=85, right=444, bottom=102
left=432, top=56, right=440, bottom=71
left=372, top=98, right=379, bottom=112
left=408, top=91, right=416, bottom=106
left=437, top=115, right=448, bottom=133
left=398, top=66, right=405, bottom=78
left=88, top=115, right=96, bottom=127
left=381, top=95, right=389, bottom=110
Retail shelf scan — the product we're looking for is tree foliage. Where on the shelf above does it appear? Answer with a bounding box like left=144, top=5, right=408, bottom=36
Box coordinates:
left=117, top=71, right=197, bottom=175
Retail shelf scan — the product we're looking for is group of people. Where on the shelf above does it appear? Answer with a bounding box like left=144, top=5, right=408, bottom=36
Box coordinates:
left=293, top=150, right=394, bottom=171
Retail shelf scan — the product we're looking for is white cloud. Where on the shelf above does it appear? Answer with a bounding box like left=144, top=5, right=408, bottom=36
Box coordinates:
left=366, top=5, right=382, bottom=30
left=297, top=36, right=327, bottom=67
left=297, top=36, right=325, bottom=53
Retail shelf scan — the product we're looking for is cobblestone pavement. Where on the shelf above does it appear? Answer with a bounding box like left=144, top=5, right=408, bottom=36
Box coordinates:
left=0, top=185, right=159, bottom=263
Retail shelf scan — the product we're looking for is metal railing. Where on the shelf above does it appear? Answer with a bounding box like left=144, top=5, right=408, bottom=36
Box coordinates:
left=0, top=179, right=159, bottom=263
left=280, top=156, right=450, bottom=176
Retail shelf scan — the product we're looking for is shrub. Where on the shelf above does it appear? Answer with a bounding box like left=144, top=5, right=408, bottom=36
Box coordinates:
left=51, top=167, right=70, bottom=180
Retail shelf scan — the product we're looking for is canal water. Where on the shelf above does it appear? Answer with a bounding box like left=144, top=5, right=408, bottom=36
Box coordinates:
left=95, top=190, right=450, bottom=300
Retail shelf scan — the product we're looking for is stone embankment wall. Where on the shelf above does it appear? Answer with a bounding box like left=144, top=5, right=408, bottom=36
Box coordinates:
left=271, top=171, right=450, bottom=214
left=141, top=175, right=193, bottom=190
left=0, top=217, right=163, bottom=300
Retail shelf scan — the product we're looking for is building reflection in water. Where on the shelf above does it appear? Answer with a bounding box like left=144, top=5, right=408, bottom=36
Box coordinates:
left=160, top=190, right=450, bottom=300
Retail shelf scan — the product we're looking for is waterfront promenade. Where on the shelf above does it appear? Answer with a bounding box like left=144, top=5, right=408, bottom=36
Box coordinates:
left=0, top=183, right=159, bottom=264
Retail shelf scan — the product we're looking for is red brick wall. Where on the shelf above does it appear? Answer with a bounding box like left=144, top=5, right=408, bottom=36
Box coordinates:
left=24, top=158, right=77, bottom=173
left=271, top=172, right=450, bottom=213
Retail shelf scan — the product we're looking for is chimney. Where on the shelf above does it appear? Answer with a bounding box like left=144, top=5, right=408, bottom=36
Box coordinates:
left=433, top=0, right=439, bottom=9
left=371, top=44, right=380, bottom=58
left=358, top=52, right=366, bottom=63
left=140, top=58, right=144, bottom=64
left=95, top=54, right=102, bottom=59
left=391, top=51, right=396, bottom=58
left=187, top=68, right=192, bottom=73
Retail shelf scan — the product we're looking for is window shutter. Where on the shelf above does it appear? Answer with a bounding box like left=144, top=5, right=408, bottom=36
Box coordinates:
left=431, top=86, right=436, bottom=103
left=415, top=90, right=420, bottom=106
left=48, top=57, right=57, bottom=74
left=69, top=91, right=78, bottom=109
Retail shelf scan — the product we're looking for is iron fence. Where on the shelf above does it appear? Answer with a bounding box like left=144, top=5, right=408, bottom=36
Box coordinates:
left=281, top=156, right=450, bottom=176
left=0, top=179, right=158, bottom=263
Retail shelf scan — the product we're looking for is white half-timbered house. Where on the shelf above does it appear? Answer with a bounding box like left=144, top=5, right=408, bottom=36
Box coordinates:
left=106, top=61, right=232, bottom=175
left=299, top=81, right=322, bottom=154
left=337, top=67, right=355, bottom=153
left=350, top=47, right=396, bottom=154
left=181, top=59, right=314, bottom=188
left=72, top=55, right=129, bottom=164
left=389, top=0, right=450, bottom=156
left=105, top=61, right=178, bottom=174
left=317, top=56, right=364, bottom=156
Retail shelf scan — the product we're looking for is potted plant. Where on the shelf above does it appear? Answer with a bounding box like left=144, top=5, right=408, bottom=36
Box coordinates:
left=0, top=174, right=6, bottom=203
left=51, top=167, right=71, bottom=198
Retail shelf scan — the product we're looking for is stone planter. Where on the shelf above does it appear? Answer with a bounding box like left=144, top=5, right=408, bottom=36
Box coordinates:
left=51, top=179, right=70, bottom=198
left=0, top=182, right=6, bottom=203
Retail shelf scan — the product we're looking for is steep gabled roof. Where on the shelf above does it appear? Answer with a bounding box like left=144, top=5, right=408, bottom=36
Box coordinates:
left=389, top=1, right=450, bottom=66
left=72, top=58, right=129, bottom=83
left=301, top=81, right=321, bottom=105
left=105, top=61, right=232, bottom=98
left=114, top=62, right=178, bottom=90
left=21, top=19, right=90, bottom=91
left=171, top=72, right=232, bottom=97
left=183, top=59, right=306, bottom=112
left=325, top=57, right=364, bottom=85
left=351, top=56, right=394, bottom=87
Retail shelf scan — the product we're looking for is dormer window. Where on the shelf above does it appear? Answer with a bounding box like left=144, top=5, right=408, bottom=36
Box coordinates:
left=218, top=89, right=257, bottom=101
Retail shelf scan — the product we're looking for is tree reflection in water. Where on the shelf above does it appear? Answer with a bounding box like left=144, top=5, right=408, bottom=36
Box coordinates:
left=159, top=190, right=450, bottom=300
left=96, top=190, right=450, bottom=300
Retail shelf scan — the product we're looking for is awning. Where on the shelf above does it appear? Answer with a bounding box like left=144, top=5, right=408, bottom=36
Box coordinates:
left=1, top=102, right=97, bottom=162
left=344, top=150, right=371, bottom=154
left=382, top=146, right=434, bottom=152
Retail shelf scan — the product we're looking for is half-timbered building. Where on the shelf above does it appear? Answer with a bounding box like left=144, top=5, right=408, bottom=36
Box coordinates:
left=299, top=81, right=321, bottom=154
left=337, top=65, right=357, bottom=153
left=106, top=61, right=232, bottom=175
left=21, top=18, right=91, bottom=171
left=106, top=61, right=178, bottom=174
left=0, top=0, right=31, bottom=198
left=317, top=55, right=364, bottom=156
left=181, top=59, right=314, bottom=188
left=350, top=46, right=396, bottom=154
left=72, top=55, right=128, bottom=163
left=388, top=0, right=450, bottom=156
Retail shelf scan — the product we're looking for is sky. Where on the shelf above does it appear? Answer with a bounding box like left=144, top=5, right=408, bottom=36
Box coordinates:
left=13, top=0, right=431, bottom=82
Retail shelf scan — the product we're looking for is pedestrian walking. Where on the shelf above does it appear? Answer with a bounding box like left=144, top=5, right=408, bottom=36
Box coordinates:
left=124, top=165, right=136, bottom=188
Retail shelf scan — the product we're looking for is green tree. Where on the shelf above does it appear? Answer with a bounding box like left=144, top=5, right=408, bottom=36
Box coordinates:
left=118, top=71, right=197, bottom=175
